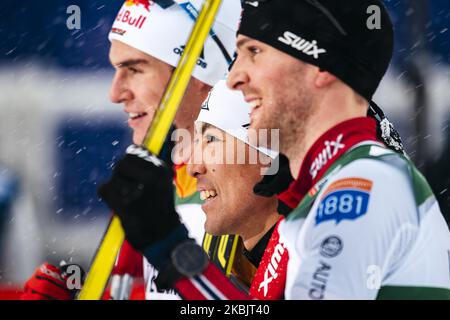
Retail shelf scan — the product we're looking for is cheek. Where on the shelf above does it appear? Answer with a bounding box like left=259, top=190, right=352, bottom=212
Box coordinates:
left=258, top=55, right=284, bottom=79
left=250, top=67, right=272, bottom=90
left=203, top=144, right=227, bottom=165
left=224, top=166, right=256, bottom=198
left=135, top=84, right=160, bottom=107
left=136, top=70, right=171, bottom=104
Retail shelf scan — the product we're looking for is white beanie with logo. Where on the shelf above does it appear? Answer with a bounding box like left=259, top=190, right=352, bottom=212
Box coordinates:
left=196, top=80, right=278, bottom=159
left=109, top=0, right=241, bottom=86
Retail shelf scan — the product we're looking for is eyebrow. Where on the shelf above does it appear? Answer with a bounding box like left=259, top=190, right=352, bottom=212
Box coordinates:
left=111, top=59, right=149, bottom=68
left=201, top=122, right=213, bottom=133
left=236, top=37, right=252, bottom=50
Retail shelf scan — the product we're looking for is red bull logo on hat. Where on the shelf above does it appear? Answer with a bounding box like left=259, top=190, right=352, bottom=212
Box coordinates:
left=125, top=0, right=152, bottom=12
left=116, top=9, right=148, bottom=29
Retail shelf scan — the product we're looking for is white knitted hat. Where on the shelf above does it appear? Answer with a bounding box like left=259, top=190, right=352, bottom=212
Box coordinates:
left=196, top=80, right=278, bottom=159
left=109, top=0, right=241, bottom=85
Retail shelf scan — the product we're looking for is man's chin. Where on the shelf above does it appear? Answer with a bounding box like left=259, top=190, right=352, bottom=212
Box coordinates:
left=248, top=123, right=278, bottom=149
left=204, top=222, right=228, bottom=237
left=132, top=132, right=146, bottom=146
left=249, top=116, right=273, bottom=133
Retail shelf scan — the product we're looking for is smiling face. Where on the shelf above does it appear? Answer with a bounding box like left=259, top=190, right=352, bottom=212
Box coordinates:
left=109, top=40, right=173, bottom=144
left=187, top=123, right=278, bottom=240
left=227, top=35, right=317, bottom=154
left=109, top=40, right=210, bottom=145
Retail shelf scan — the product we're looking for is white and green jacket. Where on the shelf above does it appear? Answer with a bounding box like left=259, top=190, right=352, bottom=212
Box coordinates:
left=281, top=128, right=449, bottom=300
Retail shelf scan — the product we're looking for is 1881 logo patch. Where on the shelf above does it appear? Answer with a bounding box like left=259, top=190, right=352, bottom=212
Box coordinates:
left=316, top=178, right=373, bottom=225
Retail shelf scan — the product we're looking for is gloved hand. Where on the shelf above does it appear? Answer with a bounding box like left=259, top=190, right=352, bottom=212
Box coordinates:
left=253, top=154, right=294, bottom=216
left=253, top=153, right=293, bottom=197
left=98, top=145, right=182, bottom=252
left=21, top=262, right=84, bottom=300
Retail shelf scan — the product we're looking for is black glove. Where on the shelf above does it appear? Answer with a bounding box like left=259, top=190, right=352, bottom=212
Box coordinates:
left=98, top=145, right=181, bottom=252
left=253, top=154, right=295, bottom=216
left=253, top=153, right=294, bottom=197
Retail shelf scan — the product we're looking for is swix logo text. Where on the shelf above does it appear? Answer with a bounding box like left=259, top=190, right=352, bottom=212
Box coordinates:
left=116, top=10, right=147, bottom=29
left=310, top=134, right=345, bottom=179
left=125, top=0, right=152, bottom=12
left=258, top=243, right=285, bottom=297
left=278, top=31, right=326, bottom=59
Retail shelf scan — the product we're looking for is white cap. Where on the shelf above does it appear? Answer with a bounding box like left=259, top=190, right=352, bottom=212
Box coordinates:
left=109, top=0, right=241, bottom=85
left=196, top=80, right=278, bottom=159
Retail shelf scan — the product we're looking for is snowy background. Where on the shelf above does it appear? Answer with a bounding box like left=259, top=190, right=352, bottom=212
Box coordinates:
left=0, top=0, right=449, bottom=291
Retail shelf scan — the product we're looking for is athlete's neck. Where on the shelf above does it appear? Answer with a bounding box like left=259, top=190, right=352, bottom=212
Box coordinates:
left=242, top=211, right=280, bottom=251
left=286, top=91, right=369, bottom=179
left=280, top=117, right=379, bottom=211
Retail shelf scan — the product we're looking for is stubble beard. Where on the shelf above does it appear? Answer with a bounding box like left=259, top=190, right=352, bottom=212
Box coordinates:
left=256, top=85, right=315, bottom=159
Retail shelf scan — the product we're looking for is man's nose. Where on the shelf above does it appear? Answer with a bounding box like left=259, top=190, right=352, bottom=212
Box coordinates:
left=226, top=56, right=250, bottom=91
left=187, top=144, right=207, bottom=178
left=109, top=72, right=133, bottom=104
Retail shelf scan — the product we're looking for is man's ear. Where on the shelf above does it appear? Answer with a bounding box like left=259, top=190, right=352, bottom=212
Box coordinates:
left=314, top=69, right=337, bottom=89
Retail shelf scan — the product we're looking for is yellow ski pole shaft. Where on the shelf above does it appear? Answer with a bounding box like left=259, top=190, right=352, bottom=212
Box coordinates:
left=77, top=0, right=224, bottom=300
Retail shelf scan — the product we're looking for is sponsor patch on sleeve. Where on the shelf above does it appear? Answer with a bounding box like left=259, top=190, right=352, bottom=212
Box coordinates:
left=315, top=178, right=373, bottom=225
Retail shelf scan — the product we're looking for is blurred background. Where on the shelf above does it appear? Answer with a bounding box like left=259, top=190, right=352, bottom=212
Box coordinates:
left=0, top=0, right=449, bottom=298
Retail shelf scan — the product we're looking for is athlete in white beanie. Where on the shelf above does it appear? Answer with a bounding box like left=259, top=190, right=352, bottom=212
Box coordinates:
left=109, top=0, right=241, bottom=146
left=189, top=80, right=281, bottom=247
left=109, top=0, right=243, bottom=300
left=108, top=0, right=241, bottom=300
left=21, top=1, right=242, bottom=301
left=195, top=80, right=278, bottom=160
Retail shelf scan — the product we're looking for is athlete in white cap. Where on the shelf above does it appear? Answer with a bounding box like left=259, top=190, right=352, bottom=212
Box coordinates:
left=186, top=80, right=287, bottom=299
